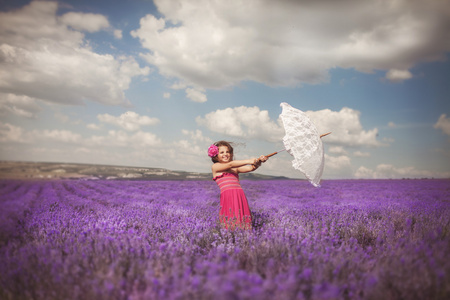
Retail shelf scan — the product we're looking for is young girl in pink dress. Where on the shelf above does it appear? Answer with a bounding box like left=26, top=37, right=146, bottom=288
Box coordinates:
left=208, top=141, right=268, bottom=229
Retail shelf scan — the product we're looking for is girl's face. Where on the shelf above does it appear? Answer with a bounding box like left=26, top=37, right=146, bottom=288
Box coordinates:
left=217, top=146, right=232, bottom=163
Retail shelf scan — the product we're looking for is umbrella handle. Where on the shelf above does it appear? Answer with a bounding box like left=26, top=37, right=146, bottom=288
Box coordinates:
left=265, top=151, right=278, bottom=158
left=255, top=151, right=282, bottom=163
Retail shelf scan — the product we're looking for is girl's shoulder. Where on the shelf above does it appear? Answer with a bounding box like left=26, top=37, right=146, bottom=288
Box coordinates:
left=211, top=162, right=222, bottom=172
left=212, top=163, right=238, bottom=178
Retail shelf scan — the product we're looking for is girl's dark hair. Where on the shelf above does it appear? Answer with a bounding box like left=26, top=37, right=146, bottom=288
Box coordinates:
left=211, top=141, right=234, bottom=163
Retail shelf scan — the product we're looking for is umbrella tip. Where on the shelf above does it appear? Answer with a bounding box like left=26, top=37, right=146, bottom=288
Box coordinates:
left=320, top=132, right=331, bottom=138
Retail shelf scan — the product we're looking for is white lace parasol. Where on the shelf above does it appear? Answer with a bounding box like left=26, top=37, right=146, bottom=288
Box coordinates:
left=263, top=102, right=330, bottom=187
left=281, top=102, right=325, bottom=186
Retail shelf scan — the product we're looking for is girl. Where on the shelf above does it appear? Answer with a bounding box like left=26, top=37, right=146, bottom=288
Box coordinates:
left=208, top=141, right=268, bottom=229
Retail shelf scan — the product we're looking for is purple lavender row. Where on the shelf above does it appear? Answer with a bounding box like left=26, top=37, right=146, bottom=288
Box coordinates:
left=0, top=179, right=449, bottom=299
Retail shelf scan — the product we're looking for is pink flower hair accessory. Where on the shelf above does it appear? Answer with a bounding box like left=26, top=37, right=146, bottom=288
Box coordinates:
left=208, top=144, right=219, bottom=157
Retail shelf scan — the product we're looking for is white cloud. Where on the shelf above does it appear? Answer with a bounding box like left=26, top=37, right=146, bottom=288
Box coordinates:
left=172, top=139, right=205, bottom=157
left=114, top=30, right=123, bottom=39
left=59, top=12, right=110, bottom=33
left=385, top=69, right=413, bottom=82
left=0, top=123, right=27, bottom=143
left=97, top=111, right=159, bottom=131
left=355, top=164, right=450, bottom=179
left=156, top=130, right=215, bottom=170
left=54, top=112, right=70, bottom=123
left=328, top=146, right=347, bottom=155
left=196, top=106, right=284, bottom=142
left=323, top=154, right=353, bottom=178
left=170, top=82, right=187, bottom=90
left=87, top=123, right=101, bottom=130
left=0, top=122, right=82, bottom=144
left=32, top=129, right=82, bottom=143
left=434, top=114, right=450, bottom=136
left=181, top=129, right=212, bottom=144
left=325, top=154, right=352, bottom=171
left=197, top=105, right=382, bottom=147
left=87, top=130, right=162, bottom=148
left=0, top=1, right=150, bottom=106
left=186, top=88, right=207, bottom=103
left=305, top=107, right=384, bottom=147
left=353, top=151, right=371, bottom=157
left=163, top=92, right=171, bottom=99
left=0, top=121, right=163, bottom=164
left=0, top=93, right=41, bottom=118
left=131, top=0, right=450, bottom=90
left=163, top=139, right=209, bottom=171
left=354, top=166, right=374, bottom=178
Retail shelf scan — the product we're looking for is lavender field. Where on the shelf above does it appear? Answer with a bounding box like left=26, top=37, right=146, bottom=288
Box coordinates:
left=1, top=179, right=449, bottom=300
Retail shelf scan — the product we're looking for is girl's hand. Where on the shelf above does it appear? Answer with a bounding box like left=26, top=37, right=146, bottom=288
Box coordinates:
left=252, top=159, right=261, bottom=170
left=258, top=155, right=268, bottom=163
left=252, top=155, right=267, bottom=169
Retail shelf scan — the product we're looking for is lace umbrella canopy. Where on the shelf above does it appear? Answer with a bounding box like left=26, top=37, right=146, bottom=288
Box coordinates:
left=263, top=103, right=330, bottom=187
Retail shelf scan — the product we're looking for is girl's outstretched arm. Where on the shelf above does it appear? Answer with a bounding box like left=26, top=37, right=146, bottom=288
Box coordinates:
left=212, top=158, right=256, bottom=176
left=236, top=155, right=268, bottom=174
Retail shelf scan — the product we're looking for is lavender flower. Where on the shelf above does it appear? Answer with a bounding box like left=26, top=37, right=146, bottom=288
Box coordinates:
left=0, top=179, right=449, bottom=299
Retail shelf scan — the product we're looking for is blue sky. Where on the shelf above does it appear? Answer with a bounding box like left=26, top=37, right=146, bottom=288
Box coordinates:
left=0, top=0, right=449, bottom=179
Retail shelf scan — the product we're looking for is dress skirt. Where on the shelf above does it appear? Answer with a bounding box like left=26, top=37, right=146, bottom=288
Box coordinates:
left=213, top=173, right=252, bottom=229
